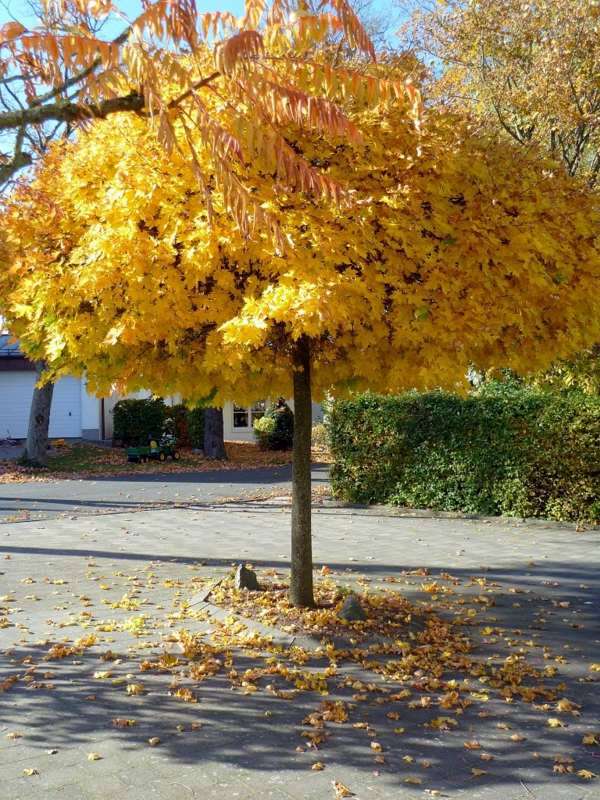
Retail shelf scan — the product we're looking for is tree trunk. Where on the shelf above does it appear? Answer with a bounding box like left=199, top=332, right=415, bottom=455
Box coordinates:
left=289, top=336, right=315, bottom=607
left=203, top=407, right=226, bottom=459
left=24, top=361, right=54, bottom=467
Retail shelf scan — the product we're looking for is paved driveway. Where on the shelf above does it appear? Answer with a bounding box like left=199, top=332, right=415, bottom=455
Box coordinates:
left=0, top=500, right=598, bottom=800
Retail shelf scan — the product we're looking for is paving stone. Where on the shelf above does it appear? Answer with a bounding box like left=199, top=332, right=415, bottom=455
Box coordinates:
left=0, top=488, right=598, bottom=800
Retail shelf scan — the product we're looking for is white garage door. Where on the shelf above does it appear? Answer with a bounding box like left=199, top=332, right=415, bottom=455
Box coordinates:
left=0, top=372, right=82, bottom=439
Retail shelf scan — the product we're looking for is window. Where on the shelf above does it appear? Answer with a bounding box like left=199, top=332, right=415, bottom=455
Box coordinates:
left=233, top=401, right=267, bottom=428
left=233, top=405, right=249, bottom=428
left=251, top=401, right=266, bottom=423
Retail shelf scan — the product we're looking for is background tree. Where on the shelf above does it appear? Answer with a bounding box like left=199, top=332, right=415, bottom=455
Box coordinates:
left=401, top=0, right=600, bottom=186
left=2, top=51, right=599, bottom=605
left=399, top=0, right=600, bottom=393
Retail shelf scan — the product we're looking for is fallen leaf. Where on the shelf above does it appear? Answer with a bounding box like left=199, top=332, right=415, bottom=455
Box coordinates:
left=547, top=718, right=566, bottom=728
left=332, top=780, right=353, bottom=798
left=311, top=762, right=325, bottom=771
left=577, top=770, right=597, bottom=780
left=582, top=733, right=599, bottom=746
left=112, top=718, right=137, bottom=728
left=471, top=768, right=487, bottom=777
left=148, top=737, right=161, bottom=747
left=23, top=768, right=39, bottom=776
left=87, top=752, right=102, bottom=761
left=464, top=740, right=481, bottom=750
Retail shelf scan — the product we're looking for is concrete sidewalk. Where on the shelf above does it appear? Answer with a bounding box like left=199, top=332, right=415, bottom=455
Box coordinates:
left=0, top=505, right=598, bottom=799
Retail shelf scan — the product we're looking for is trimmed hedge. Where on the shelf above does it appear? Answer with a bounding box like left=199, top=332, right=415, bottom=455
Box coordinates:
left=113, top=398, right=198, bottom=447
left=113, top=398, right=166, bottom=446
left=327, top=385, right=600, bottom=522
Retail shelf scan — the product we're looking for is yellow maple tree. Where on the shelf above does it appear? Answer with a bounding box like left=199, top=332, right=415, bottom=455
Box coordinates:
left=1, top=37, right=599, bottom=605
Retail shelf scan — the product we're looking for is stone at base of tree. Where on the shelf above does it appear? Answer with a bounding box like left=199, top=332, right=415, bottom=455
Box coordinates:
left=235, top=564, right=260, bottom=591
left=339, top=594, right=367, bottom=622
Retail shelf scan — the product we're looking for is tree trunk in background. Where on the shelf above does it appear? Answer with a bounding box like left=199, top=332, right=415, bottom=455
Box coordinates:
left=289, top=336, right=315, bottom=607
left=24, top=361, right=54, bottom=466
left=203, top=407, right=226, bottom=459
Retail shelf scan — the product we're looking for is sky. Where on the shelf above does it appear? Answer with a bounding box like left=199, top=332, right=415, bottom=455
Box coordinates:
left=0, top=0, right=402, bottom=34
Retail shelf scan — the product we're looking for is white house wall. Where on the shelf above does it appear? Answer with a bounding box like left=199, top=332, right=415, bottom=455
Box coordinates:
left=80, top=378, right=101, bottom=440
left=222, top=400, right=323, bottom=443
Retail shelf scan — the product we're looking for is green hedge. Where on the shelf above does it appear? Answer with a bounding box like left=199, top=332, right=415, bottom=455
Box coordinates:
left=327, top=385, right=600, bottom=522
left=113, top=398, right=166, bottom=446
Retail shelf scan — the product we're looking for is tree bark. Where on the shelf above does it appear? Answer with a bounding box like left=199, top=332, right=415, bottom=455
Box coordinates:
left=24, top=362, right=54, bottom=467
left=203, top=407, right=226, bottom=459
left=289, top=336, right=315, bottom=607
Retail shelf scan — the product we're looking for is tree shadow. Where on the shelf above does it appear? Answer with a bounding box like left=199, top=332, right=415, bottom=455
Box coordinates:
left=1, top=558, right=598, bottom=796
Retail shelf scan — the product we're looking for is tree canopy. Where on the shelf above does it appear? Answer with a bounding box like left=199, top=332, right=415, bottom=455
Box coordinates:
left=1, top=74, right=599, bottom=406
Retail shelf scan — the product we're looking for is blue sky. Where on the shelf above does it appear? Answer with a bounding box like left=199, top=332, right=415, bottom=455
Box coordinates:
left=1, top=0, right=402, bottom=40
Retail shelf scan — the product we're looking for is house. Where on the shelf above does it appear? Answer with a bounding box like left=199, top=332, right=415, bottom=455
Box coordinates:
left=0, top=335, right=322, bottom=442
left=0, top=334, right=102, bottom=440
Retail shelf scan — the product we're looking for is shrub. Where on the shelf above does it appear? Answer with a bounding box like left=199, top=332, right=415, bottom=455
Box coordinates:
left=186, top=406, right=205, bottom=450
left=327, top=386, right=600, bottom=523
left=253, top=400, right=294, bottom=450
left=164, top=403, right=191, bottom=447
left=113, top=398, right=166, bottom=446
left=253, top=415, right=276, bottom=449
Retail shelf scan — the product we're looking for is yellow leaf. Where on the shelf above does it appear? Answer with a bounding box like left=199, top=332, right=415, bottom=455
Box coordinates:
left=23, top=768, right=39, bottom=776
left=332, top=780, right=353, bottom=798
left=148, top=737, right=161, bottom=747
left=471, top=768, right=487, bottom=777
left=311, top=762, right=325, bottom=771
left=578, top=770, right=597, bottom=780
left=87, top=752, right=102, bottom=761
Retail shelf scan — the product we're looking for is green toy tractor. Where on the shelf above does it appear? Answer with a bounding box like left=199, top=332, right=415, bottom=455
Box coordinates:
left=127, top=435, right=180, bottom=463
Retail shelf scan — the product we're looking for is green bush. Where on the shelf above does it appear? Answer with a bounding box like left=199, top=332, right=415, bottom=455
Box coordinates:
left=186, top=406, right=205, bottom=450
left=253, top=401, right=294, bottom=450
left=253, top=415, right=276, bottom=449
left=327, top=385, right=600, bottom=523
left=113, top=398, right=166, bottom=446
